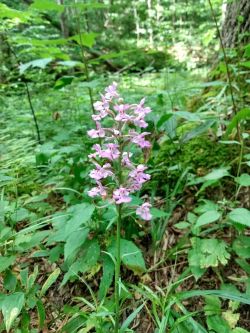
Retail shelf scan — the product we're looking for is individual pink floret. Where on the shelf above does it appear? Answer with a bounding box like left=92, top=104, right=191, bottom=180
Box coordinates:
left=113, top=187, right=131, bottom=204
left=130, top=131, right=151, bottom=148
left=87, top=122, right=105, bottom=138
left=89, top=163, right=113, bottom=180
left=136, top=203, right=152, bottom=221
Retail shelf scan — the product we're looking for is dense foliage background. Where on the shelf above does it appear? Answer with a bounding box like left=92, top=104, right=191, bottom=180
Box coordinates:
left=0, top=0, right=250, bottom=332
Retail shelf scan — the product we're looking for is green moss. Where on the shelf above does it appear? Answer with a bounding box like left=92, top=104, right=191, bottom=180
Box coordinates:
left=152, top=136, right=239, bottom=187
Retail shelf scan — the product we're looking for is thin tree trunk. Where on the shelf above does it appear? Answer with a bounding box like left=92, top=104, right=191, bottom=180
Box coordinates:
left=57, top=0, right=69, bottom=38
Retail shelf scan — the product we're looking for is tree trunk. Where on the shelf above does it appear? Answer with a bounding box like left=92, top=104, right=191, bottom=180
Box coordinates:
left=57, top=0, right=69, bottom=38
left=222, top=0, right=250, bottom=48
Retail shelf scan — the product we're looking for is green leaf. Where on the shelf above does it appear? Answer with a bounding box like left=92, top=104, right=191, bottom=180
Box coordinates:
left=64, top=228, right=89, bottom=261
left=2, top=292, right=25, bottom=333
left=36, top=300, right=45, bottom=329
left=206, top=315, right=231, bottom=333
left=233, top=236, right=250, bottom=259
left=55, top=75, right=74, bottom=89
left=174, top=222, right=190, bottom=229
left=61, top=239, right=100, bottom=286
left=204, top=295, right=221, bottom=315
left=70, top=33, right=98, bottom=48
left=181, top=120, right=215, bottom=143
left=235, top=174, right=250, bottom=186
left=20, top=58, right=53, bottom=74
left=0, top=256, right=16, bottom=273
left=203, top=168, right=230, bottom=181
left=0, top=4, right=31, bottom=21
left=109, top=239, right=146, bottom=274
left=30, top=0, right=64, bottom=12
left=65, top=203, right=95, bottom=234
left=232, top=328, right=250, bottom=333
left=175, top=111, right=201, bottom=122
left=98, top=255, right=114, bottom=300
left=195, top=210, right=221, bottom=228
left=4, top=271, right=17, bottom=292
left=157, top=113, right=174, bottom=128
left=200, top=239, right=230, bottom=268
left=178, top=289, right=250, bottom=305
left=225, top=108, right=250, bottom=138
left=240, top=61, right=250, bottom=68
left=151, top=208, right=169, bottom=218
left=120, top=303, right=144, bottom=332
left=228, top=208, right=250, bottom=227
left=40, top=268, right=61, bottom=296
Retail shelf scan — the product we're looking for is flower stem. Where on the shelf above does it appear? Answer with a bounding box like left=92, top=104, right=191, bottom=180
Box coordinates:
left=114, top=204, right=122, bottom=333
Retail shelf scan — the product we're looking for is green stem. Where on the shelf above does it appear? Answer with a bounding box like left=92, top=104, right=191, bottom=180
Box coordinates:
left=114, top=204, right=122, bottom=333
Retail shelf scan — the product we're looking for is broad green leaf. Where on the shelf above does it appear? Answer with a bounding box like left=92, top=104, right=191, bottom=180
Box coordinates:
left=70, top=33, right=98, bottom=48
left=20, top=58, right=53, bottom=74
left=240, top=61, right=250, bottom=68
left=206, top=315, right=231, bottom=333
left=232, top=328, right=250, bottom=333
left=181, top=120, right=215, bottom=143
left=195, top=210, right=221, bottom=227
left=40, top=268, right=61, bottom=296
left=228, top=208, right=250, bottom=227
left=109, top=239, right=146, bottom=274
left=4, top=271, right=17, bottom=292
left=203, top=167, right=230, bottom=181
left=0, top=256, right=16, bottom=273
left=65, top=203, right=95, bottom=234
left=0, top=4, right=31, bottom=21
left=157, top=113, right=174, bottom=128
left=61, top=239, right=100, bottom=286
left=151, top=208, right=169, bottom=218
left=174, top=221, right=190, bottom=229
left=225, top=108, right=250, bottom=137
left=64, top=227, right=89, bottom=261
left=30, top=0, right=64, bottom=12
left=175, top=111, right=201, bottom=122
left=54, top=76, right=75, bottom=90
left=2, top=292, right=25, bottom=332
left=36, top=300, right=45, bottom=329
left=188, top=239, right=206, bottom=280
left=200, top=239, right=230, bottom=268
left=233, top=236, right=250, bottom=259
left=235, top=174, right=250, bottom=186
left=204, top=296, right=221, bottom=315
left=98, top=255, right=114, bottom=300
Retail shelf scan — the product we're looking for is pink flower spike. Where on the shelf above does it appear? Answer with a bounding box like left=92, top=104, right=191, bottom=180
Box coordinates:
left=136, top=203, right=152, bottom=221
left=113, top=187, right=131, bottom=204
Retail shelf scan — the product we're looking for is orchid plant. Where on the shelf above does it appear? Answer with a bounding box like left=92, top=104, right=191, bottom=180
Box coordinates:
left=87, top=82, right=152, bottom=332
